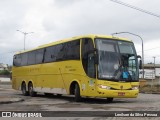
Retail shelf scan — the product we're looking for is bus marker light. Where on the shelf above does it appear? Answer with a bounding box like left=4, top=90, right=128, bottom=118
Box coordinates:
left=98, top=84, right=111, bottom=90
left=131, top=85, right=139, bottom=90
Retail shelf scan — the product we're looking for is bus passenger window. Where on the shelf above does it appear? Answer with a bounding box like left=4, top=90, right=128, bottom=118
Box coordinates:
left=13, top=54, right=21, bottom=66
left=36, top=49, right=44, bottom=64
left=28, top=51, right=36, bottom=65
left=21, top=53, right=28, bottom=66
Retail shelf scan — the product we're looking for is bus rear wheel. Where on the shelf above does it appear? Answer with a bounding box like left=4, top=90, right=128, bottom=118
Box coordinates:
left=74, top=83, right=81, bottom=102
left=21, top=82, right=28, bottom=96
left=28, top=82, right=37, bottom=97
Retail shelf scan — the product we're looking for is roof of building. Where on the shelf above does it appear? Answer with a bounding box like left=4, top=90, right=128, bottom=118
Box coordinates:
left=144, top=64, right=160, bottom=68
left=0, top=63, right=8, bottom=68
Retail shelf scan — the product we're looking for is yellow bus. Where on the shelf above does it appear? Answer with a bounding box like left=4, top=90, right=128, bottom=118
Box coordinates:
left=12, top=34, right=141, bottom=102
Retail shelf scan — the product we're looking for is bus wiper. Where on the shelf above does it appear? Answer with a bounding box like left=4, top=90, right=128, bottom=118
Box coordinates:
left=113, top=64, right=123, bottom=80
left=127, top=71, right=133, bottom=81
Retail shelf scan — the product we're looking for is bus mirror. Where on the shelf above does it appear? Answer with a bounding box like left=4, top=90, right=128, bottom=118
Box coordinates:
left=137, top=55, right=141, bottom=58
left=139, top=60, right=142, bottom=69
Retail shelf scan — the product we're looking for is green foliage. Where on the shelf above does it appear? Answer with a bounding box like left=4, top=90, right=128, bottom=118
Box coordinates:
left=0, top=70, right=10, bottom=75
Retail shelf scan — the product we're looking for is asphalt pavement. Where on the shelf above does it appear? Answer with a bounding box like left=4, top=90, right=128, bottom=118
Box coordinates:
left=0, top=81, right=24, bottom=104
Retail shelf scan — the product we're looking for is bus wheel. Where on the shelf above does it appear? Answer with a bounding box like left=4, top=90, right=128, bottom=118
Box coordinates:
left=74, top=83, right=81, bottom=102
left=107, top=98, right=113, bottom=103
left=28, top=82, right=37, bottom=97
left=21, top=82, right=28, bottom=96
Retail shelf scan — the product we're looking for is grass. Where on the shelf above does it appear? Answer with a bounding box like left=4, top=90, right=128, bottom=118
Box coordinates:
left=139, top=85, right=160, bottom=93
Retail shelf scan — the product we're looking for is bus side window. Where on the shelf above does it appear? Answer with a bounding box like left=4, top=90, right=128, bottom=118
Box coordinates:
left=36, top=49, right=44, bottom=64
left=82, top=38, right=95, bottom=78
left=28, top=51, right=36, bottom=65
left=44, top=46, right=54, bottom=63
left=21, top=53, right=28, bottom=66
left=13, top=55, right=17, bottom=66
left=13, top=54, right=21, bottom=67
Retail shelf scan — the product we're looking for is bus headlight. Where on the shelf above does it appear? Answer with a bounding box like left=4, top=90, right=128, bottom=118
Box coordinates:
left=132, top=86, right=139, bottom=90
left=98, top=84, right=111, bottom=90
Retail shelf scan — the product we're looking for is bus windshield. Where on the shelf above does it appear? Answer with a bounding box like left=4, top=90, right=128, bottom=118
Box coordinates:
left=95, top=38, right=139, bottom=82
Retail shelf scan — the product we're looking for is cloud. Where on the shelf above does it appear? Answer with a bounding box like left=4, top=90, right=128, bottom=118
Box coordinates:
left=0, top=0, right=160, bottom=65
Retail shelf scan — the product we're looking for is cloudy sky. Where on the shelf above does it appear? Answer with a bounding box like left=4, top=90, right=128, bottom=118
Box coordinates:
left=0, top=0, right=160, bottom=65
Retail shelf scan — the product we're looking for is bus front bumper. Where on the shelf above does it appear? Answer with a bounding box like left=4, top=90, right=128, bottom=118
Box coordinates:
left=95, top=89, right=139, bottom=98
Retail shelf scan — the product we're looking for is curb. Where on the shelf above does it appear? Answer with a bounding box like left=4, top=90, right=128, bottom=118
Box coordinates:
left=140, top=92, right=160, bottom=94
left=0, top=98, right=24, bottom=104
left=0, top=81, right=11, bottom=83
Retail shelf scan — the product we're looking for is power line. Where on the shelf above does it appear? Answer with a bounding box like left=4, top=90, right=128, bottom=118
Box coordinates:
left=110, top=0, right=160, bottom=18
left=137, top=46, right=160, bottom=53
left=146, top=55, right=160, bottom=58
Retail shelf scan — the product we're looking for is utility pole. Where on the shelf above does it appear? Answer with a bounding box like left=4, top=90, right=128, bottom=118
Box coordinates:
left=17, top=30, right=34, bottom=50
left=151, top=56, right=156, bottom=91
left=153, top=56, right=156, bottom=79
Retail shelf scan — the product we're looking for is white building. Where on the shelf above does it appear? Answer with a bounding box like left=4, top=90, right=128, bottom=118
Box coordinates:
left=139, top=69, right=155, bottom=79
left=0, top=63, right=8, bottom=70
left=139, top=64, right=160, bottom=82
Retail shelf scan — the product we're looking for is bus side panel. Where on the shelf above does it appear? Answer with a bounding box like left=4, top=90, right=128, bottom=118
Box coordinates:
left=34, top=62, right=66, bottom=94
left=12, top=66, right=28, bottom=90
left=60, top=60, right=96, bottom=96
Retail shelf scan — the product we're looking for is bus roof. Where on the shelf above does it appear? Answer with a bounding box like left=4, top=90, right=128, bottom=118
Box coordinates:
left=15, top=34, right=131, bottom=54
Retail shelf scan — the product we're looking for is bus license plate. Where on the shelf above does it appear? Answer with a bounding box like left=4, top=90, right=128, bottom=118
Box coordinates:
left=118, top=92, right=125, bottom=96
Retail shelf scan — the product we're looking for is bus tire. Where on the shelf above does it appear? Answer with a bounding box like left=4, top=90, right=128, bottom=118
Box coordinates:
left=21, top=82, right=29, bottom=96
left=107, top=98, right=113, bottom=103
left=28, top=82, right=37, bottom=97
left=75, top=83, right=81, bottom=102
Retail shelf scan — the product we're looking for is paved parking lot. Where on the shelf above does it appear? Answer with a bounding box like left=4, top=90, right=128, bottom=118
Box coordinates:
left=0, top=77, right=10, bottom=82
left=0, top=83, right=160, bottom=119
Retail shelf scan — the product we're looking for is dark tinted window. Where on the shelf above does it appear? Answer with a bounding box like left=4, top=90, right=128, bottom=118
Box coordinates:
left=44, top=40, right=80, bottom=63
left=64, top=40, right=80, bottom=60
left=44, top=46, right=56, bottom=63
left=56, top=44, right=64, bottom=61
left=36, top=49, right=44, bottom=64
left=28, top=51, right=36, bottom=65
left=13, top=54, right=21, bottom=66
left=21, top=53, right=28, bottom=66
left=13, top=40, right=80, bottom=66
